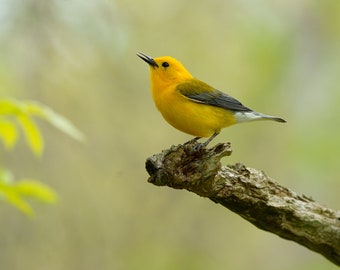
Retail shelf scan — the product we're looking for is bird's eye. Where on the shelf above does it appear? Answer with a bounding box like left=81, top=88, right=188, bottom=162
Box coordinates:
left=162, top=62, right=169, bottom=68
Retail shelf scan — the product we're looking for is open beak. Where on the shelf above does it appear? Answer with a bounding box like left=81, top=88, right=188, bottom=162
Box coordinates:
left=137, top=52, right=159, bottom=68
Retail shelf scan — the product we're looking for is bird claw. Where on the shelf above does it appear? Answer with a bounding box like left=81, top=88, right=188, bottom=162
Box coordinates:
left=184, top=132, right=219, bottom=151
left=193, top=142, right=206, bottom=151
left=183, top=137, right=206, bottom=151
left=184, top=136, right=201, bottom=145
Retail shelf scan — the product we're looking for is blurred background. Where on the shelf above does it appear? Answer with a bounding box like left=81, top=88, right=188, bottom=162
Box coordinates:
left=0, top=0, right=339, bottom=269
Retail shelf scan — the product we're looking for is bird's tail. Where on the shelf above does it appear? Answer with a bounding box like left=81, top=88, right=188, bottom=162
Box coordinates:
left=235, top=111, right=286, bottom=123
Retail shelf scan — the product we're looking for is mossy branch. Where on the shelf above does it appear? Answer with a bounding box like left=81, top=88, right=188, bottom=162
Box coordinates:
left=145, top=141, right=340, bottom=267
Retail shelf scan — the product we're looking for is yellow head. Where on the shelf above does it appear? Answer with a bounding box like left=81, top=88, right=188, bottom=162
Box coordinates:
left=137, top=52, right=193, bottom=88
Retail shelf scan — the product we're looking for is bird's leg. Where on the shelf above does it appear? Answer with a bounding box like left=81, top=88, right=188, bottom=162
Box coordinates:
left=185, top=136, right=201, bottom=145
left=184, top=132, right=219, bottom=150
left=185, top=131, right=219, bottom=150
left=202, top=132, right=219, bottom=148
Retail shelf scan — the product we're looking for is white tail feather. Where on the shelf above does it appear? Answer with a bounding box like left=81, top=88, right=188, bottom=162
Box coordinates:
left=235, top=111, right=286, bottom=123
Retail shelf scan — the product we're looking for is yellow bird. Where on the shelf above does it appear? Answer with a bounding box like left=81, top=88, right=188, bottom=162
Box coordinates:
left=137, top=52, right=286, bottom=146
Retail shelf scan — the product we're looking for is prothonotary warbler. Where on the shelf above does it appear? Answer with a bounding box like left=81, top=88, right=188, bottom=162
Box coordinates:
left=137, top=52, right=286, bottom=146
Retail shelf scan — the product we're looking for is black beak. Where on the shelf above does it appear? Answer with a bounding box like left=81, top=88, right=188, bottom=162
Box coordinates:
left=137, top=52, right=159, bottom=68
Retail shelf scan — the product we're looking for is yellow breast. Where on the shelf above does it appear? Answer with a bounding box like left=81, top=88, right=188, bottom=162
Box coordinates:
left=151, top=84, right=236, bottom=137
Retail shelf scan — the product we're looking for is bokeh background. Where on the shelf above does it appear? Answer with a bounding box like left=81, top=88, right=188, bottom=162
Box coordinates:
left=1, top=0, right=339, bottom=269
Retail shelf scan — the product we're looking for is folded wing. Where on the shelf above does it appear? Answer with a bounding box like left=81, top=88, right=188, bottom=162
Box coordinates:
left=177, top=79, right=252, bottom=112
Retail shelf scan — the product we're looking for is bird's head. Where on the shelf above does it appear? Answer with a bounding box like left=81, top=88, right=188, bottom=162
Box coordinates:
left=137, top=52, right=193, bottom=87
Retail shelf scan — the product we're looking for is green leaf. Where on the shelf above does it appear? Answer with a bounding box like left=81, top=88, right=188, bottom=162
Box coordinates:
left=0, top=119, right=18, bottom=148
left=0, top=173, right=58, bottom=217
left=25, top=101, right=85, bottom=142
left=0, top=99, right=84, bottom=155
left=14, top=180, right=58, bottom=203
left=3, top=190, right=34, bottom=217
left=17, top=114, right=44, bottom=156
left=0, top=99, right=23, bottom=115
left=0, top=98, right=76, bottom=217
left=0, top=179, right=34, bottom=216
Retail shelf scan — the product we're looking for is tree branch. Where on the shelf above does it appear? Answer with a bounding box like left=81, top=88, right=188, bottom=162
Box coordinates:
left=145, top=141, right=340, bottom=266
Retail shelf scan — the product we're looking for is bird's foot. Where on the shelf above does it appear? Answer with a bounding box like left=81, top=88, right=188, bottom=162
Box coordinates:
left=184, top=132, right=220, bottom=151
left=184, top=136, right=200, bottom=145
left=183, top=137, right=206, bottom=151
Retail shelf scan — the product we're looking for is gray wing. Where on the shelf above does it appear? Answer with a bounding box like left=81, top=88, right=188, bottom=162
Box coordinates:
left=177, top=80, right=252, bottom=112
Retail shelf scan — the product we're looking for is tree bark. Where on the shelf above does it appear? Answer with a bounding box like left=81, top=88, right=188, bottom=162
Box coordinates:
left=145, top=141, right=340, bottom=266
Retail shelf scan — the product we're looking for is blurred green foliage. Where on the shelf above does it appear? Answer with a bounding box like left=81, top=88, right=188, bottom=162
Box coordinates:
left=0, top=0, right=339, bottom=270
left=0, top=168, right=57, bottom=216
left=0, top=99, right=84, bottom=154
left=0, top=98, right=83, bottom=215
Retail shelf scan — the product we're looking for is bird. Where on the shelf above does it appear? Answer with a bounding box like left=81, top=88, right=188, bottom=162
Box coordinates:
left=137, top=52, right=286, bottom=146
